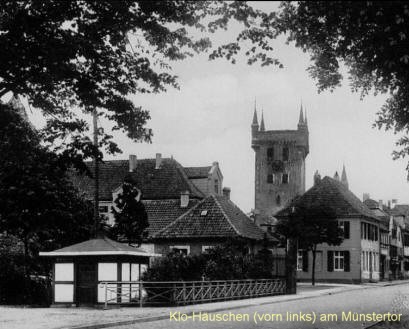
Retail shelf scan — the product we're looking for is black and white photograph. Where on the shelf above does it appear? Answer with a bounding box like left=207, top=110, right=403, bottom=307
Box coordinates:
left=1, top=1, right=409, bottom=328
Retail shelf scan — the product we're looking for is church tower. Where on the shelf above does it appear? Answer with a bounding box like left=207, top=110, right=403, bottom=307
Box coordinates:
left=252, top=103, right=309, bottom=225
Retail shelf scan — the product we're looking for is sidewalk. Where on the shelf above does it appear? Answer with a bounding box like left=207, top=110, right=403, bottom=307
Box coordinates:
left=1, top=281, right=408, bottom=329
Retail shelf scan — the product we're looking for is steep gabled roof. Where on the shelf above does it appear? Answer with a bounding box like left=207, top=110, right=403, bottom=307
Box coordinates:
left=70, top=158, right=205, bottom=201
left=152, top=195, right=268, bottom=241
left=184, top=166, right=211, bottom=179
left=143, top=199, right=200, bottom=236
left=39, top=236, right=158, bottom=257
left=276, top=176, right=378, bottom=220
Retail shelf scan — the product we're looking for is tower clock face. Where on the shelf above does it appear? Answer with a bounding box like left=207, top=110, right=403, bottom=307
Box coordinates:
left=271, top=160, right=284, bottom=172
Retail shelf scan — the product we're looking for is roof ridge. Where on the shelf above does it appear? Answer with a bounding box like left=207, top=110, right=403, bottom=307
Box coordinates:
left=150, top=197, right=208, bottom=238
left=325, top=177, right=375, bottom=217
left=213, top=195, right=242, bottom=237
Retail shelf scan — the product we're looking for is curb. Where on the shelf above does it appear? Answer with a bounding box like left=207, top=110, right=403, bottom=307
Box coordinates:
left=67, top=282, right=409, bottom=329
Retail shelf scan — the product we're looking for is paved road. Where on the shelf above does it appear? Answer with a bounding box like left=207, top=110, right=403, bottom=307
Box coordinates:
left=110, top=283, right=409, bottom=329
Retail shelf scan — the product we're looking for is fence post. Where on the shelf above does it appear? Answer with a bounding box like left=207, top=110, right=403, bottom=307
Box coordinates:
left=139, top=281, right=143, bottom=308
left=104, top=283, right=108, bottom=310
left=183, top=282, right=186, bottom=303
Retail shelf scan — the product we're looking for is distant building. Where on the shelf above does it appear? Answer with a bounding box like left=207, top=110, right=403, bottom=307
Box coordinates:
left=70, top=154, right=270, bottom=255
left=251, top=104, right=309, bottom=228
left=276, top=174, right=382, bottom=283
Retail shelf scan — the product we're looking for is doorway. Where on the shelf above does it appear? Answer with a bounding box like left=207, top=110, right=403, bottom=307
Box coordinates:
left=76, top=263, right=97, bottom=305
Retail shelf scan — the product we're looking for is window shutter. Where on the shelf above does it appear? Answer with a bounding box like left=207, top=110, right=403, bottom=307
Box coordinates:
left=327, top=251, right=334, bottom=272
left=344, top=251, right=350, bottom=272
left=344, top=221, right=350, bottom=239
left=302, top=250, right=308, bottom=272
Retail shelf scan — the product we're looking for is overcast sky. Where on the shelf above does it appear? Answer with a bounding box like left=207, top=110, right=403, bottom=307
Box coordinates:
left=25, top=1, right=409, bottom=212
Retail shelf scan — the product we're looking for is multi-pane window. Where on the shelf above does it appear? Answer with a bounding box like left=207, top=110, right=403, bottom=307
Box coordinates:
left=282, top=173, right=289, bottom=184
left=282, top=147, right=289, bottom=161
left=361, top=222, right=378, bottom=241
left=334, top=251, right=344, bottom=271
left=338, top=221, right=350, bottom=239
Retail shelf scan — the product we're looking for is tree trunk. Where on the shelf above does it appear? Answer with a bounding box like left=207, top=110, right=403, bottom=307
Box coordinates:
left=22, top=235, right=30, bottom=303
left=285, top=238, right=297, bottom=294
left=312, top=244, right=317, bottom=286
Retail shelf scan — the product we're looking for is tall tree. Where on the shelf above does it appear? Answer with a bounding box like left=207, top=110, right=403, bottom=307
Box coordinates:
left=277, top=1, right=409, bottom=173
left=276, top=205, right=344, bottom=285
left=112, top=181, right=149, bottom=246
left=0, top=1, right=280, bottom=161
left=0, top=103, right=94, bottom=277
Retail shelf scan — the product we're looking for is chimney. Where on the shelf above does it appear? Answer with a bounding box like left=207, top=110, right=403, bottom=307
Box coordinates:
left=129, top=154, right=137, bottom=172
left=388, top=200, right=391, bottom=209
left=155, top=153, right=162, bottom=169
left=222, top=187, right=231, bottom=200
left=180, top=191, right=190, bottom=208
left=313, top=170, right=321, bottom=186
left=378, top=200, right=383, bottom=210
left=363, top=193, right=370, bottom=202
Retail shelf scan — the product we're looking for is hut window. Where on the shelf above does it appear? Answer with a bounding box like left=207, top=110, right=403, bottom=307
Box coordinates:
left=98, top=263, right=118, bottom=303
left=98, top=263, right=117, bottom=281
left=55, top=263, right=74, bottom=281
left=54, top=263, right=74, bottom=303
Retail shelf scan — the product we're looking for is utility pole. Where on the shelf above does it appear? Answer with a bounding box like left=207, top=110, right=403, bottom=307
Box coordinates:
left=93, top=109, right=99, bottom=238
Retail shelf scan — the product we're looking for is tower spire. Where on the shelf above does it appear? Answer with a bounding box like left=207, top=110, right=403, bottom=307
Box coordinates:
left=298, top=101, right=304, bottom=124
left=252, top=99, right=258, bottom=125
left=341, top=164, right=349, bottom=189
left=260, top=109, right=265, bottom=131
left=304, top=107, right=308, bottom=125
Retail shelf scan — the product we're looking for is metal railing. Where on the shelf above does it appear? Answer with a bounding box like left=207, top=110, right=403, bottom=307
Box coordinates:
left=100, top=278, right=286, bottom=308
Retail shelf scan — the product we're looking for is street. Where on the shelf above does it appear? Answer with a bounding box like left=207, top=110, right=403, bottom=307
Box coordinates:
left=110, top=283, right=409, bottom=329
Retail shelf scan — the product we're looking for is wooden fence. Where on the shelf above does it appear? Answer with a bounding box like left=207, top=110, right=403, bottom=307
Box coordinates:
left=100, top=279, right=286, bottom=308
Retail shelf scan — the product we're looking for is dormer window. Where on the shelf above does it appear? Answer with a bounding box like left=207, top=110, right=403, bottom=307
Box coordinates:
left=282, top=147, right=289, bottom=161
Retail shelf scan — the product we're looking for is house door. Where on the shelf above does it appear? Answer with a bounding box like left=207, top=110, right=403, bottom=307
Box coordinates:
left=76, top=263, right=97, bottom=305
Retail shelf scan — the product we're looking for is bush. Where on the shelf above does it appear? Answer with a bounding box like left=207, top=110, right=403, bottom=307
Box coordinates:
left=0, top=235, right=51, bottom=305
left=142, top=244, right=276, bottom=282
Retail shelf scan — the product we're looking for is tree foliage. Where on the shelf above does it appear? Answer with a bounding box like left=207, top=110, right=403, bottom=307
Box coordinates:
left=276, top=205, right=343, bottom=285
left=0, top=103, right=94, bottom=269
left=142, top=243, right=276, bottom=282
left=0, top=1, right=280, bottom=161
left=112, top=181, right=149, bottom=246
left=277, top=1, right=409, bottom=172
